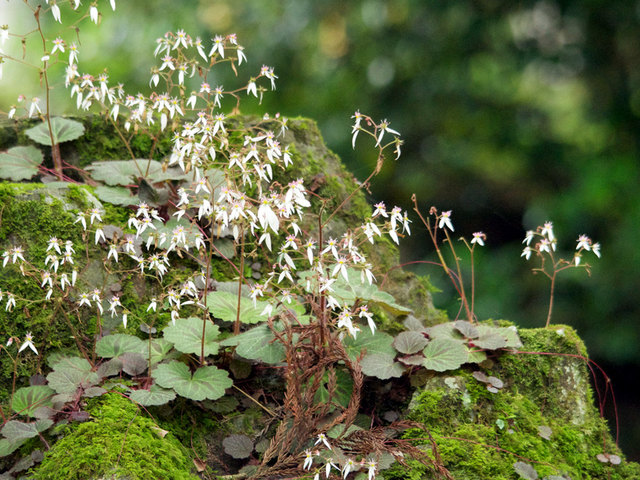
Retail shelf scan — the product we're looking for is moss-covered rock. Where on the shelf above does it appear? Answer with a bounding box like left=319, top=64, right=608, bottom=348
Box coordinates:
left=31, top=393, right=199, bottom=480
left=388, top=325, right=640, bottom=480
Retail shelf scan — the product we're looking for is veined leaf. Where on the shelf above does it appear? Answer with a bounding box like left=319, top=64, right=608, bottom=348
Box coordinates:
left=0, top=146, right=43, bottom=180
left=93, top=185, right=136, bottom=206
left=163, top=317, right=220, bottom=356
left=46, top=357, right=98, bottom=394
left=343, top=328, right=395, bottom=362
left=11, top=385, right=55, bottom=417
left=152, top=361, right=232, bottom=401
left=206, top=291, right=268, bottom=324
left=95, top=334, right=145, bottom=359
left=422, top=338, right=468, bottom=372
left=221, top=324, right=285, bottom=364
left=25, top=117, right=84, bottom=145
left=129, top=385, right=176, bottom=406
left=360, top=354, right=404, bottom=380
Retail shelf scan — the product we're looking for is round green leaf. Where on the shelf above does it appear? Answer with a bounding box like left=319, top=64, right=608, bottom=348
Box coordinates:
left=206, top=291, right=267, bottom=324
left=11, top=385, right=55, bottom=417
left=0, top=438, right=26, bottom=457
left=422, top=338, right=468, bottom=372
left=95, top=334, right=145, bottom=359
left=152, top=361, right=232, bottom=401
left=312, top=369, right=354, bottom=407
left=46, top=357, right=99, bottom=394
left=0, top=146, right=43, bottom=180
left=221, top=325, right=285, bottom=364
left=343, top=328, right=395, bottom=362
left=25, top=117, right=85, bottom=145
left=86, top=159, right=157, bottom=186
left=94, top=185, right=136, bottom=206
left=454, top=320, right=479, bottom=339
left=360, top=354, right=404, bottom=380
left=222, top=434, right=254, bottom=459
left=393, top=331, right=428, bottom=354
left=1, top=419, right=53, bottom=442
left=129, top=385, right=176, bottom=406
left=163, top=317, right=220, bottom=356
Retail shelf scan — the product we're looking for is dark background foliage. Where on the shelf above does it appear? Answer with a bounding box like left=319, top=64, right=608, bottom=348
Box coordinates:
left=1, top=0, right=639, bottom=459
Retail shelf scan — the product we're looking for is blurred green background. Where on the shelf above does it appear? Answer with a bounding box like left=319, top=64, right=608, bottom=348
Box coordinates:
left=1, top=0, right=639, bottom=459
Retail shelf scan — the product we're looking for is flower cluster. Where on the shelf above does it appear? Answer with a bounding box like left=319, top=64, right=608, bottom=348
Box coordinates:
left=522, top=221, right=600, bottom=266
left=302, top=434, right=379, bottom=480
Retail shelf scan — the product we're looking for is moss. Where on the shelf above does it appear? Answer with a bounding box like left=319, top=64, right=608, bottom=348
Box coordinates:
left=32, top=393, right=199, bottom=480
left=387, top=326, right=640, bottom=480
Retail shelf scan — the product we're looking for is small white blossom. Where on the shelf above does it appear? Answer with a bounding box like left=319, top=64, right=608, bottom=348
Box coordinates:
left=18, top=332, right=38, bottom=355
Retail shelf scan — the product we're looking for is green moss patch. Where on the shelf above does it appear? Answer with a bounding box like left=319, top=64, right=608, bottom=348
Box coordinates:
left=32, top=393, right=199, bottom=480
left=388, top=326, right=640, bottom=480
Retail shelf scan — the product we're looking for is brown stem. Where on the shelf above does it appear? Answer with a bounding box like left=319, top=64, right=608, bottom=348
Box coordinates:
left=34, top=6, right=62, bottom=179
left=545, top=272, right=556, bottom=328
left=234, top=228, right=245, bottom=335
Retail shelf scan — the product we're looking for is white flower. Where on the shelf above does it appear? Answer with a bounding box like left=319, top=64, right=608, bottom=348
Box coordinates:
left=51, top=2, right=61, bottom=22
left=5, top=293, right=16, bottom=311
left=471, top=232, right=486, bottom=246
left=541, top=221, right=554, bottom=241
left=523, top=230, right=535, bottom=245
left=342, top=458, right=356, bottom=479
left=51, top=37, right=65, bottom=54
left=521, top=246, right=533, bottom=260
left=576, top=234, right=591, bottom=251
left=247, top=80, right=257, bottom=97
left=28, top=97, right=41, bottom=118
left=90, top=5, right=99, bottom=24
left=147, top=298, right=157, bottom=312
left=592, top=242, right=601, bottom=258
left=539, top=238, right=551, bottom=253
left=367, top=459, right=377, bottom=480
left=19, top=332, right=38, bottom=355
left=438, top=210, right=454, bottom=232
left=315, top=433, right=331, bottom=450
left=209, top=35, right=225, bottom=58
left=303, top=449, right=314, bottom=470
left=375, top=119, right=400, bottom=146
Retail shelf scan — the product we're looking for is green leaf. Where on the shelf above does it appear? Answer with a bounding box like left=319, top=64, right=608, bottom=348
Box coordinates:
left=360, top=354, right=404, bottom=380
left=147, top=338, right=174, bottom=365
left=152, top=361, right=232, bottom=401
left=221, top=325, right=285, bottom=364
left=222, top=434, right=254, bottom=459
left=312, top=369, right=354, bottom=408
left=0, top=438, right=26, bottom=457
left=95, top=334, right=145, bottom=358
left=129, top=385, right=176, bottom=406
left=473, top=332, right=507, bottom=350
left=206, top=291, right=267, bottom=324
left=343, top=329, right=395, bottom=362
left=46, top=357, right=99, bottom=394
left=474, top=325, right=523, bottom=349
left=120, top=353, right=148, bottom=376
left=426, top=322, right=464, bottom=341
left=422, top=338, right=468, bottom=372
left=25, top=117, right=84, bottom=145
left=93, top=185, right=136, bottom=206
left=1, top=419, right=53, bottom=442
left=163, top=317, right=220, bottom=356
left=0, top=146, right=43, bottom=180
left=12, top=386, right=55, bottom=417
left=393, top=331, right=428, bottom=354
left=86, top=159, right=162, bottom=186
left=454, top=320, right=479, bottom=338
left=327, top=269, right=412, bottom=314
